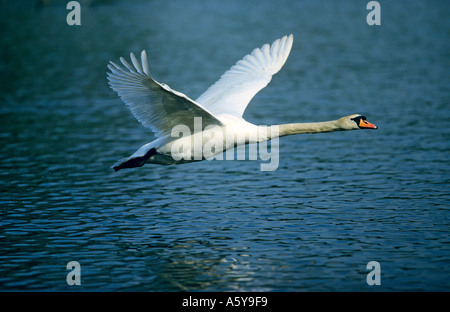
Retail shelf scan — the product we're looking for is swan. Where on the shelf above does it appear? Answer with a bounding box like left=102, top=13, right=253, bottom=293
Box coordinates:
left=107, top=34, right=377, bottom=171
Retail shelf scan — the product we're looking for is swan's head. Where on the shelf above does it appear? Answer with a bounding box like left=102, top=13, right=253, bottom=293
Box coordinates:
left=338, top=114, right=378, bottom=130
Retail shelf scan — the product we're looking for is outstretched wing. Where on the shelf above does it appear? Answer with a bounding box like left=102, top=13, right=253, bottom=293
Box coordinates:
left=107, top=51, right=222, bottom=138
left=195, top=34, right=293, bottom=118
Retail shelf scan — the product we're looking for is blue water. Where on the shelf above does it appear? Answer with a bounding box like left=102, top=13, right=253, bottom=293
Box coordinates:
left=0, top=0, right=449, bottom=291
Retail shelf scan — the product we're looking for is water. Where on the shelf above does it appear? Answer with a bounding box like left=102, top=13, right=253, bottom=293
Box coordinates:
left=0, top=0, right=449, bottom=291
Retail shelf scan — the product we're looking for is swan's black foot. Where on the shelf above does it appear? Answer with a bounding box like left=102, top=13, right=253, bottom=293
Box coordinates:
left=112, top=148, right=157, bottom=172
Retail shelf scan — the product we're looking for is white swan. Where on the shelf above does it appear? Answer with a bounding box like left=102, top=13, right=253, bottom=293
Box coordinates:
left=107, top=34, right=377, bottom=171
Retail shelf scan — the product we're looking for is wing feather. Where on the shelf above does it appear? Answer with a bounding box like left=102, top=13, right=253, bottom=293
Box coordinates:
left=195, top=34, right=293, bottom=118
left=107, top=50, right=222, bottom=138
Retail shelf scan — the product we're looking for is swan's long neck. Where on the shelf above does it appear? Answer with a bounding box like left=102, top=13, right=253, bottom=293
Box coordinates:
left=272, top=120, right=342, bottom=138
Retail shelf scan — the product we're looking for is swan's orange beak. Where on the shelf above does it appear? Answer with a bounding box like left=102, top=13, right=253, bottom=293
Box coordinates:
left=358, top=118, right=378, bottom=129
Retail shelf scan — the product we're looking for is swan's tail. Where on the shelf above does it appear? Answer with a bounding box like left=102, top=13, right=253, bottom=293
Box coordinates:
left=112, top=148, right=157, bottom=172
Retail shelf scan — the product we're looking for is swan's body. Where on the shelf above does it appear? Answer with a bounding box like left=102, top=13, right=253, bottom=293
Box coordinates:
left=107, top=34, right=377, bottom=171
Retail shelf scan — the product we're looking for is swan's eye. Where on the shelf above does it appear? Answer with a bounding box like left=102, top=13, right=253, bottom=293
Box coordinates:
left=351, top=115, right=367, bottom=126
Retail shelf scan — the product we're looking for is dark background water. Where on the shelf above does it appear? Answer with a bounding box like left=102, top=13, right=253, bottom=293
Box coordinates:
left=0, top=0, right=449, bottom=291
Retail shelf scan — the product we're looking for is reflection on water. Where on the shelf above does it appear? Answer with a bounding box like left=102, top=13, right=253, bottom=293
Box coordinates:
left=0, top=0, right=449, bottom=291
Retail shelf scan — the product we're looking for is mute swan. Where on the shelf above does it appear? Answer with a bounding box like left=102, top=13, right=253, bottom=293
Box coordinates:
left=107, top=34, right=377, bottom=171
